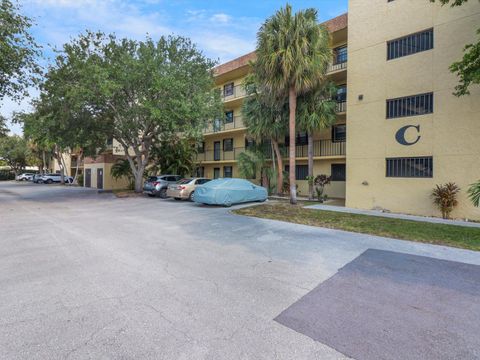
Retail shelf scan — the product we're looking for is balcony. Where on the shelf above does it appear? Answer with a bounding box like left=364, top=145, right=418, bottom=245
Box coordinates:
left=196, top=139, right=346, bottom=163
left=336, top=101, right=347, bottom=113
left=327, top=61, right=347, bottom=73
left=203, top=116, right=245, bottom=134
left=264, top=139, right=346, bottom=158
left=222, top=85, right=246, bottom=102
left=197, top=147, right=246, bottom=162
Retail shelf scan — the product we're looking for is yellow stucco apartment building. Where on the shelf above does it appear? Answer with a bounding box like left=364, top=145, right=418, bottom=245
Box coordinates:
left=83, top=0, right=480, bottom=220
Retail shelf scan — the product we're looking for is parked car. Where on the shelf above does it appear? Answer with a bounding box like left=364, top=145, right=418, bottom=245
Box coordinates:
left=194, top=178, right=267, bottom=207
left=41, top=173, right=73, bottom=184
left=32, top=174, right=44, bottom=183
left=166, top=177, right=211, bottom=201
left=143, top=175, right=181, bottom=198
left=16, top=173, right=35, bottom=181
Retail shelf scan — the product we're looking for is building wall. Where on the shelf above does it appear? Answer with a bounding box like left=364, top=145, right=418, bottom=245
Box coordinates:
left=346, top=0, right=480, bottom=220
left=83, top=154, right=130, bottom=190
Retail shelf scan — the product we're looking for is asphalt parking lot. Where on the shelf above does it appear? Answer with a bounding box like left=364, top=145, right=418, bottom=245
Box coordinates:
left=1, top=182, right=480, bottom=359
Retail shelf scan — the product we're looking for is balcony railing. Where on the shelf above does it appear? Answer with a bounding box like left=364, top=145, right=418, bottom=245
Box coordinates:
left=197, top=147, right=246, bottom=162
left=264, top=139, right=346, bottom=158
left=196, top=139, right=346, bottom=162
left=327, top=61, right=347, bottom=73
left=336, top=101, right=347, bottom=113
left=203, top=116, right=245, bottom=134
left=222, top=85, right=246, bottom=102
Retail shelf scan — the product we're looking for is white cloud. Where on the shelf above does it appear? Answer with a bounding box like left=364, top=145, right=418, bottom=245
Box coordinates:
left=210, top=13, right=231, bottom=24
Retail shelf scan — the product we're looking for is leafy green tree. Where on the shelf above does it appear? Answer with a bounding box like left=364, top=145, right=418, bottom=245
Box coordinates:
left=0, top=115, right=8, bottom=137
left=66, top=32, right=221, bottom=192
left=0, top=0, right=41, bottom=101
left=0, top=134, right=31, bottom=175
left=297, top=82, right=337, bottom=200
left=149, top=137, right=199, bottom=177
left=256, top=4, right=331, bottom=204
left=242, top=71, right=288, bottom=195
left=430, top=0, right=480, bottom=95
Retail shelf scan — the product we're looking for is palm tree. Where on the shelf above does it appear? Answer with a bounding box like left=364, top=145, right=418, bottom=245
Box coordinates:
left=298, top=82, right=337, bottom=200
left=242, top=71, right=288, bottom=195
left=256, top=4, right=331, bottom=204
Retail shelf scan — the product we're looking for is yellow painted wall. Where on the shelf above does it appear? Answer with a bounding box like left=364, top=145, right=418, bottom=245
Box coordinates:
left=347, top=0, right=480, bottom=220
left=84, top=163, right=130, bottom=191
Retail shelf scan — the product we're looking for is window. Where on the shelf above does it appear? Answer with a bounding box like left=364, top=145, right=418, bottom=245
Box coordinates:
left=196, top=178, right=209, bottom=185
left=285, top=132, right=308, bottom=146
left=386, top=157, right=433, bottom=178
left=195, top=167, right=204, bottom=177
left=387, top=28, right=433, bottom=60
left=245, top=138, right=255, bottom=150
left=214, top=168, right=220, bottom=179
left=331, top=164, right=346, bottom=181
left=332, top=125, right=347, bottom=142
left=285, top=165, right=308, bottom=180
left=223, top=166, right=233, bottom=178
left=336, top=85, right=347, bottom=102
left=223, top=138, right=233, bottom=151
left=197, top=141, right=205, bottom=153
left=334, top=45, right=347, bottom=64
left=386, top=92, right=433, bottom=119
left=223, top=82, right=234, bottom=97
left=225, top=111, right=234, bottom=123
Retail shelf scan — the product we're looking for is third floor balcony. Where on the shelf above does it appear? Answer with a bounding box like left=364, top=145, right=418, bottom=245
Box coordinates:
left=203, top=115, right=245, bottom=134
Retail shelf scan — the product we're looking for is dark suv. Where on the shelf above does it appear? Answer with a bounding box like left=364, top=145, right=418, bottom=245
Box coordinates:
left=143, top=175, right=181, bottom=198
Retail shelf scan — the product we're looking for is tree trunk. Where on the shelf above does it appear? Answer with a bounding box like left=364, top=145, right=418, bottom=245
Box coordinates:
left=308, top=132, right=314, bottom=200
left=42, top=150, right=46, bottom=175
left=134, top=170, right=144, bottom=193
left=72, top=149, right=83, bottom=185
left=272, top=138, right=283, bottom=196
left=288, top=86, right=297, bottom=204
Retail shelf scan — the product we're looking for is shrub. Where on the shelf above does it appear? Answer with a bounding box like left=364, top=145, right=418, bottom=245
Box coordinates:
left=0, top=170, right=15, bottom=181
left=467, top=180, right=480, bottom=207
left=432, top=182, right=460, bottom=219
left=77, top=173, right=84, bottom=186
left=314, top=174, right=331, bottom=202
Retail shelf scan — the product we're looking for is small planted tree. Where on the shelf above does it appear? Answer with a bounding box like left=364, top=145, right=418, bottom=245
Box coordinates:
left=314, top=174, right=331, bottom=202
left=467, top=180, right=480, bottom=207
left=431, top=182, right=460, bottom=219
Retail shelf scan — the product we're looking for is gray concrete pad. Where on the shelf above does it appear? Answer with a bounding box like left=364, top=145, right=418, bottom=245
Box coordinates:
left=305, top=204, right=480, bottom=228
left=275, top=249, right=480, bottom=360
left=1, top=181, right=480, bottom=359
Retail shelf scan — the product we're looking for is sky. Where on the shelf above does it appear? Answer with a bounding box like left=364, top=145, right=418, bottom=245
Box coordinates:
left=4, top=0, right=348, bottom=134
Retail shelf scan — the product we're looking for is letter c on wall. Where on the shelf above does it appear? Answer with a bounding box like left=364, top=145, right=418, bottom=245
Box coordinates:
left=395, top=125, right=421, bottom=146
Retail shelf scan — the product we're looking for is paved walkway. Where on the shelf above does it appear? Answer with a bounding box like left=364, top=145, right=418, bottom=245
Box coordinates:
left=305, top=204, right=480, bottom=228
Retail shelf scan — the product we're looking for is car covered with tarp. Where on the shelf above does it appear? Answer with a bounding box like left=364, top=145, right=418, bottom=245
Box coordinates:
left=193, top=178, right=267, bottom=207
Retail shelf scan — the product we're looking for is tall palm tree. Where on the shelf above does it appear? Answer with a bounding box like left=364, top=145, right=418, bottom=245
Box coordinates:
left=256, top=4, right=331, bottom=204
left=298, top=82, right=337, bottom=200
left=242, top=71, right=288, bottom=195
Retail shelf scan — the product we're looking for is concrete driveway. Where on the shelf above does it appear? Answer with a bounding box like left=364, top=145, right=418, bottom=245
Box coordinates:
left=1, top=181, right=479, bottom=359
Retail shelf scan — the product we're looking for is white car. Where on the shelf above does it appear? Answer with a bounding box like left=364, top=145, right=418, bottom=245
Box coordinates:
left=16, top=173, right=35, bottom=181
left=41, top=173, right=73, bottom=184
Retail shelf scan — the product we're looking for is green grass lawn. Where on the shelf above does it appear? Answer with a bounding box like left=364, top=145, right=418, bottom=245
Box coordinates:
left=233, top=202, right=480, bottom=251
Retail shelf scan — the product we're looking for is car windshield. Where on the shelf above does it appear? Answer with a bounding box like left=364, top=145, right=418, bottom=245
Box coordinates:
left=147, top=176, right=158, bottom=182
left=178, top=178, right=193, bottom=184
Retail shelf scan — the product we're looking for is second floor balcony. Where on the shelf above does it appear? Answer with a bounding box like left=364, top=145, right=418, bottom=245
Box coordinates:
left=197, top=139, right=346, bottom=163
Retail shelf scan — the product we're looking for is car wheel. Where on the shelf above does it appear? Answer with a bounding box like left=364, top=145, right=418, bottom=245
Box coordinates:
left=159, top=188, right=168, bottom=199
left=189, top=191, right=195, bottom=202
left=46, top=179, right=53, bottom=184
